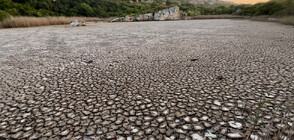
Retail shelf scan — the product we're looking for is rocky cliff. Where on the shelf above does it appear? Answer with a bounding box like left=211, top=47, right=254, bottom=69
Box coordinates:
left=129, top=0, right=233, bottom=5
left=154, top=7, right=181, bottom=21
left=111, top=6, right=181, bottom=22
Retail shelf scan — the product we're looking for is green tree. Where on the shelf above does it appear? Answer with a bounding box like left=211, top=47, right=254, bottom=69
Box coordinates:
left=6, top=8, right=20, bottom=15
left=0, top=10, right=11, bottom=21
left=77, top=3, right=94, bottom=16
left=37, top=1, right=50, bottom=10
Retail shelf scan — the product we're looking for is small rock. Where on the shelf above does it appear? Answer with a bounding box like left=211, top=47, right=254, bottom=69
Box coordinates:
left=220, top=128, right=227, bottom=135
left=11, top=131, right=23, bottom=139
left=184, top=116, right=191, bottom=122
left=29, top=133, right=40, bottom=140
left=182, top=124, right=190, bottom=130
left=190, top=59, right=198, bottom=62
left=70, top=19, right=86, bottom=26
left=109, top=94, right=117, bottom=99
left=157, top=116, right=165, bottom=123
left=222, top=106, right=230, bottom=111
left=227, top=132, right=244, bottom=139
left=144, top=116, right=152, bottom=121
left=131, top=127, right=139, bottom=133
left=194, top=125, right=204, bottom=130
left=216, top=76, right=224, bottom=80
left=176, top=129, right=186, bottom=134
left=106, top=132, right=115, bottom=139
left=191, top=133, right=204, bottom=140
left=229, top=121, right=243, bottom=129
left=60, top=129, right=70, bottom=136
left=203, top=122, right=212, bottom=128
left=204, top=130, right=217, bottom=139
left=192, top=117, right=199, bottom=122
left=250, top=134, right=260, bottom=140
left=201, top=116, right=209, bottom=121
left=213, top=100, right=221, bottom=106
left=85, top=127, right=95, bottom=136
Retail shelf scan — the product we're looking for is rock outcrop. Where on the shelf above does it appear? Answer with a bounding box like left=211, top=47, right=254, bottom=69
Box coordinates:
left=154, top=6, right=180, bottom=20
left=111, top=18, right=123, bottom=22
left=154, top=9, right=170, bottom=21
left=143, top=13, right=153, bottom=21
left=69, top=19, right=86, bottom=26
left=134, top=14, right=144, bottom=21
left=167, top=6, right=181, bottom=20
left=123, top=15, right=134, bottom=22
left=111, top=6, right=180, bottom=22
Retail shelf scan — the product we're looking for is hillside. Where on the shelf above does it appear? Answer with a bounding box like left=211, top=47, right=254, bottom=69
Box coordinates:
left=168, top=0, right=234, bottom=5
left=0, top=0, right=293, bottom=21
left=0, top=0, right=237, bottom=18
left=131, top=0, right=234, bottom=5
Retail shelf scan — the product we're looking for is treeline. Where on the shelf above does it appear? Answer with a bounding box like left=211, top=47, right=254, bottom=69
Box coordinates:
left=234, top=0, right=293, bottom=17
left=178, top=0, right=293, bottom=17
left=0, top=0, right=293, bottom=20
left=0, top=0, right=171, bottom=18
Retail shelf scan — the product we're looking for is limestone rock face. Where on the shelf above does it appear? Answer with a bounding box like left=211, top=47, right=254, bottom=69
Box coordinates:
left=167, top=6, right=180, bottom=20
left=111, top=18, right=123, bottom=22
left=154, top=8, right=170, bottom=21
left=111, top=6, right=179, bottom=22
left=123, top=15, right=134, bottom=22
left=143, top=13, right=153, bottom=21
left=134, top=14, right=144, bottom=21
left=154, top=6, right=180, bottom=21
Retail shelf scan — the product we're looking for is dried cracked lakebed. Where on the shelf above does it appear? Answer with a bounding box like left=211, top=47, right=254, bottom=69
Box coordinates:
left=0, top=20, right=294, bottom=140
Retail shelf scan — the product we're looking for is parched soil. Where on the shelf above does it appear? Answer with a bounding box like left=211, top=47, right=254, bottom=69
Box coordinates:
left=0, top=20, right=293, bottom=139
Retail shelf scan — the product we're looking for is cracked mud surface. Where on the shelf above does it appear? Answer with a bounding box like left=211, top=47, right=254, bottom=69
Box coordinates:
left=0, top=20, right=294, bottom=139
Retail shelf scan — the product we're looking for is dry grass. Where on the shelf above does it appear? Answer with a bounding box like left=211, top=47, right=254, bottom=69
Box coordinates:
left=250, top=15, right=271, bottom=21
left=0, top=16, right=108, bottom=28
left=188, top=15, right=244, bottom=20
left=250, top=16, right=294, bottom=25
left=279, top=16, right=294, bottom=25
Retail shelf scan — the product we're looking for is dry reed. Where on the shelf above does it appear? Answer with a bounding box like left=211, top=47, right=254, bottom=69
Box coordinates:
left=0, top=16, right=107, bottom=28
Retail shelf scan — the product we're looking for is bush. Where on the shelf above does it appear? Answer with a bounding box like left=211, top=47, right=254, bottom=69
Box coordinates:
left=0, top=10, right=11, bottom=21
left=254, top=1, right=284, bottom=16
left=77, top=3, right=94, bottom=17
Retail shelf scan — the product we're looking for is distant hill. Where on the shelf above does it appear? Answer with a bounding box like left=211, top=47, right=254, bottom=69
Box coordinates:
left=131, top=0, right=235, bottom=5
left=169, top=0, right=235, bottom=5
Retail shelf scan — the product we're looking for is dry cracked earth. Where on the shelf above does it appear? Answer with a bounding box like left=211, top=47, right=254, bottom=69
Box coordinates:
left=0, top=20, right=294, bottom=140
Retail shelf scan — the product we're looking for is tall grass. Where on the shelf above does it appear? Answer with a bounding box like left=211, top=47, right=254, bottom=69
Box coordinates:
left=0, top=16, right=106, bottom=28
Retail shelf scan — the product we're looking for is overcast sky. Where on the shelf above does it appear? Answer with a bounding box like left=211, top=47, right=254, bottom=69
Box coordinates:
left=225, top=0, right=269, bottom=4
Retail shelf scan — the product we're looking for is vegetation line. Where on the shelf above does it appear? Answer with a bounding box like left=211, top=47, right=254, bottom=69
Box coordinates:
left=0, top=16, right=107, bottom=28
left=0, top=0, right=293, bottom=28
